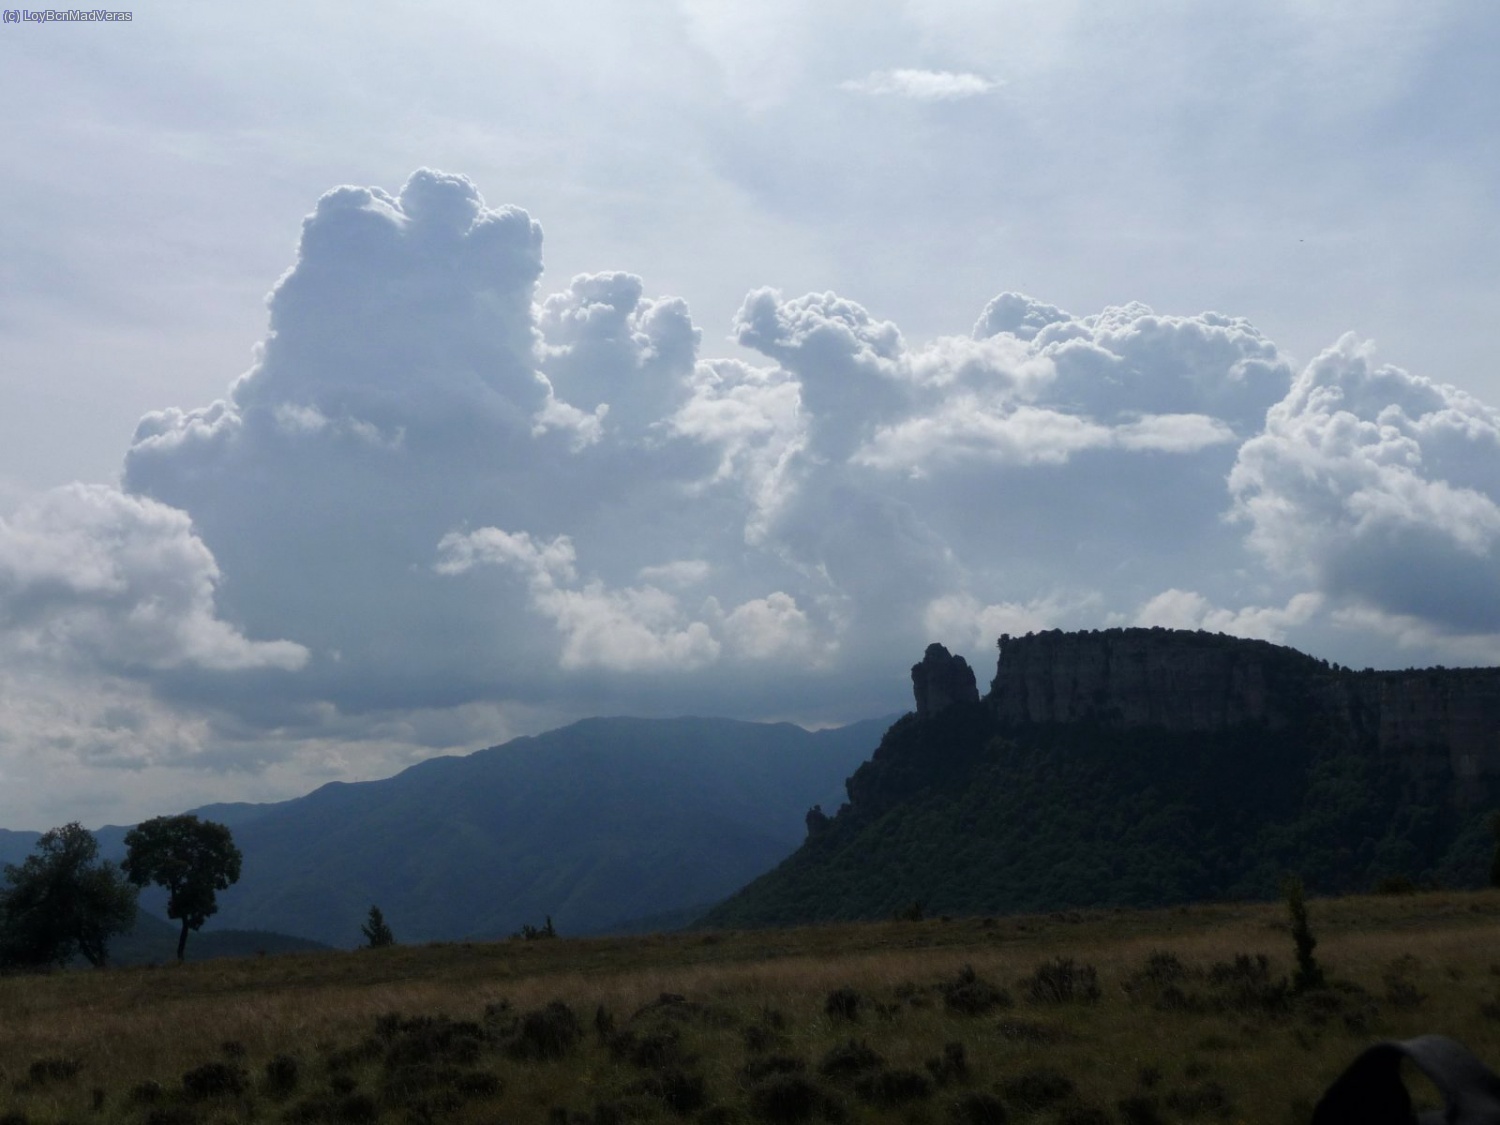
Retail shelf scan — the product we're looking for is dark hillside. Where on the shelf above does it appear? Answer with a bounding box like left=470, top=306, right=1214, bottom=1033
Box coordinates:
left=172, top=715, right=888, bottom=945
left=3, top=715, right=890, bottom=947
left=702, top=630, right=1498, bottom=928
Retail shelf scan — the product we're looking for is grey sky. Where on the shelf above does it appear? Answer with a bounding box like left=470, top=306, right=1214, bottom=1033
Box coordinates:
left=2, top=2, right=1499, bottom=828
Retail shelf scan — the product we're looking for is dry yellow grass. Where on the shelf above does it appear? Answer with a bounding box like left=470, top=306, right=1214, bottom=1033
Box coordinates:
left=4, top=889, right=1499, bottom=1124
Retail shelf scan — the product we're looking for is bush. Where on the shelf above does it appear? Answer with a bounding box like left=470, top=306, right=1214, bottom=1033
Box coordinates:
left=181, top=1061, right=248, bottom=1099
left=264, top=1054, right=300, bottom=1096
left=624, top=1067, right=707, bottom=1115
left=818, top=1040, right=884, bottom=1080
left=998, top=1066, right=1074, bottom=1112
left=26, top=1057, right=81, bottom=1085
left=1164, top=1081, right=1233, bottom=1117
left=1383, top=954, right=1426, bottom=1009
left=742, top=1056, right=807, bottom=1083
left=995, top=1018, right=1067, bottom=1044
left=129, top=1080, right=165, bottom=1104
left=824, top=988, right=862, bottom=1021
left=748, top=1075, right=823, bottom=1124
left=854, top=1069, right=932, bottom=1106
left=611, top=1029, right=685, bottom=1069
left=942, top=966, right=1011, bottom=1015
left=1023, top=957, right=1100, bottom=1004
left=508, top=1001, right=583, bottom=1061
left=381, top=1016, right=483, bottom=1069
left=949, top=1092, right=1008, bottom=1125
left=925, top=1042, right=967, bottom=1085
left=512, top=916, right=558, bottom=940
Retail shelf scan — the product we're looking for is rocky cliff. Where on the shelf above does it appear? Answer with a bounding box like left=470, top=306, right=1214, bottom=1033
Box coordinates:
left=912, top=642, right=980, bottom=715
left=987, top=628, right=1500, bottom=805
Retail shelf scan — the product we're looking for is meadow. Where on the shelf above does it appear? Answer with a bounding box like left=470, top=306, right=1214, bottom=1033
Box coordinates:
left=4, top=890, right=1500, bottom=1124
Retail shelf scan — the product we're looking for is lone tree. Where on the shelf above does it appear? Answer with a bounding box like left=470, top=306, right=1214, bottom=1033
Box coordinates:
left=0, top=822, right=137, bottom=970
left=123, top=815, right=242, bottom=962
left=361, top=905, right=395, bottom=948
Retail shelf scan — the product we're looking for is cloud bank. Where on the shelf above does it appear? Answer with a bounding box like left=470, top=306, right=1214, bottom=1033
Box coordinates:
left=9, top=167, right=1500, bottom=826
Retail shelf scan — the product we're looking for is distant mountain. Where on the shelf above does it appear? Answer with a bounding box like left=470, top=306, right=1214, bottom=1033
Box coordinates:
left=4, top=716, right=890, bottom=947
left=701, top=630, right=1500, bottom=928
left=107, top=911, right=330, bottom=965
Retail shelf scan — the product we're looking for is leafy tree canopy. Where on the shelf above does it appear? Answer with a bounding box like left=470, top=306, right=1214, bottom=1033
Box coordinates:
left=0, top=822, right=137, bottom=970
left=123, top=815, right=241, bottom=961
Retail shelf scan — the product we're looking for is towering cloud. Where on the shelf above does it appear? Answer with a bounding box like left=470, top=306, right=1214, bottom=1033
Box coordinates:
left=8, top=167, right=1500, bottom=826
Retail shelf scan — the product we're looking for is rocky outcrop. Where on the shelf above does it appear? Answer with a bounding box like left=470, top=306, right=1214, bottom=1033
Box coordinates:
left=988, top=628, right=1500, bottom=806
left=989, top=628, right=1319, bottom=730
left=912, top=643, right=980, bottom=716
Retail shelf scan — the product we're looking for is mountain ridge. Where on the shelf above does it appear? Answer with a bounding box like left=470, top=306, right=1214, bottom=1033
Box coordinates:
left=701, top=628, right=1499, bottom=928
left=4, top=714, right=893, bottom=946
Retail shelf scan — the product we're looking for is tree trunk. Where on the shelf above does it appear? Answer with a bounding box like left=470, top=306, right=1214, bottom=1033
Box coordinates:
left=176, top=918, right=190, bottom=962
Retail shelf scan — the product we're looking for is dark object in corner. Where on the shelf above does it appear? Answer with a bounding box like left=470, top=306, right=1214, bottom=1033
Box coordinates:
left=1313, top=1035, right=1500, bottom=1124
left=911, top=643, right=978, bottom=716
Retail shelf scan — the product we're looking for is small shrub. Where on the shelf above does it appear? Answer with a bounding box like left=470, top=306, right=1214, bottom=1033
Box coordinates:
left=1165, top=1080, right=1233, bottom=1117
left=742, top=1056, right=807, bottom=1084
left=744, top=1024, right=787, bottom=1053
left=925, top=1042, right=967, bottom=1086
left=219, top=1040, right=247, bottom=1059
left=509, top=1001, right=583, bottom=1061
left=1203, top=953, right=1288, bottom=1014
left=1124, top=951, right=1191, bottom=1007
left=285, top=1091, right=381, bottom=1124
left=512, top=916, right=558, bottom=940
left=1383, top=954, right=1426, bottom=1009
left=453, top=1071, right=502, bottom=1097
left=181, top=1061, right=248, bottom=1099
left=26, top=1057, right=81, bottom=1085
left=129, top=1080, right=165, bottom=1104
left=824, top=988, right=862, bottom=1021
left=594, top=1005, right=616, bottom=1042
left=818, top=1040, right=883, bottom=1080
left=612, top=1029, right=686, bottom=1069
left=949, top=1092, right=1008, bottom=1125
left=265, top=1054, right=300, bottom=1096
left=1023, top=958, right=1100, bottom=1004
left=1058, top=1108, right=1112, bottom=1125
left=625, top=1068, right=707, bottom=1115
left=748, top=1075, right=822, bottom=1124
left=998, top=1066, right=1074, bottom=1111
left=1117, top=1095, right=1166, bottom=1125
left=994, top=1018, right=1066, bottom=1044
left=144, top=1109, right=201, bottom=1125
left=942, top=966, right=1011, bottom=1015
left=854, top=1069, right=933, bottom=1106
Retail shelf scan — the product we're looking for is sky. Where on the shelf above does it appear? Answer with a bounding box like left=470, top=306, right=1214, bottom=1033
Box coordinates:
left=3, top=1, right=1500, bottom=829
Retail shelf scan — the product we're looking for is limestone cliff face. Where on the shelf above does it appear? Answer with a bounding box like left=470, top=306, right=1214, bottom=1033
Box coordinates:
left=987, top=628, right=1500, bottom=805
left=988, top=628, right=1317, bottom=730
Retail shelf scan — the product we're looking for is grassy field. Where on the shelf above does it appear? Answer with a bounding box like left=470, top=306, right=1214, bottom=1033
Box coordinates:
left=4, top=890, right=1500, bottom=1124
